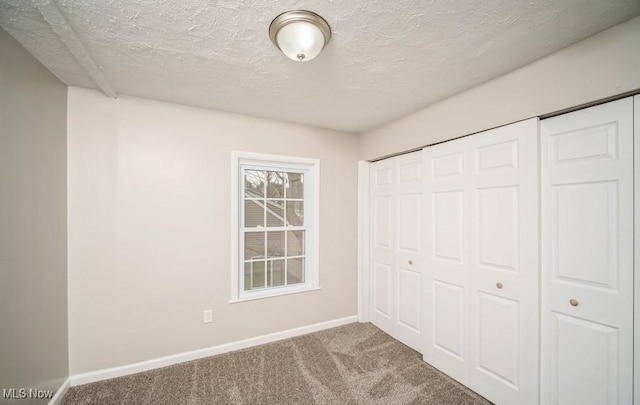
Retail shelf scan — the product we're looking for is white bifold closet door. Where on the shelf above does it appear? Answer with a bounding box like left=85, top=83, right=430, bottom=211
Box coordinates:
left=370, top=151, right=423, bottom=352
left=540, top=97, right=634, bottom=404
left=422, top=119, right=539, bottom=404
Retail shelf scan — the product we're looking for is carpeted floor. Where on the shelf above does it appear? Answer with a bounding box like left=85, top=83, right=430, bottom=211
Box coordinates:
left=64, top=323, right=491, bottom=404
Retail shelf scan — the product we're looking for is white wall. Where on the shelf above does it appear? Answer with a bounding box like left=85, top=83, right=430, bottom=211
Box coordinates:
left=67, top=87, right=359, bottom=374
left=360, top=16, right=640, bottom=160
left=0, top=27, right=69, bottom=400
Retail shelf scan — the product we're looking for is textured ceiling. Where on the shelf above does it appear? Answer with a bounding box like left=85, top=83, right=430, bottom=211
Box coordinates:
left=1, top=0, right=639, bottom=133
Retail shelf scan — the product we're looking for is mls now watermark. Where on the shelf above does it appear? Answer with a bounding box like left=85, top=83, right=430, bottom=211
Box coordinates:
left=3, top=388, right=54, bottom=400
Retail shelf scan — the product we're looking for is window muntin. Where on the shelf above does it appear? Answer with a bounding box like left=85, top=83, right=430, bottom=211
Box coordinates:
left=242, top=170, right=307, bottom=291
left=233, top=153, right=318, bottom=301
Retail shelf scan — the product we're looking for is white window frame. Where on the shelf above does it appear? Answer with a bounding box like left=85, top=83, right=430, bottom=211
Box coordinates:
left=230, top=151, right=320, bottom=302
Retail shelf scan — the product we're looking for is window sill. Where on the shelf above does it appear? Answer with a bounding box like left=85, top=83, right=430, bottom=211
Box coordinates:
left=229, top=286, right=321, bottom=304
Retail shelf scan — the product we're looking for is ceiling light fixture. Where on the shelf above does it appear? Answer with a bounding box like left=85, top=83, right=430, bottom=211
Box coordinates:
left=269, top=10, right=331, bottom=62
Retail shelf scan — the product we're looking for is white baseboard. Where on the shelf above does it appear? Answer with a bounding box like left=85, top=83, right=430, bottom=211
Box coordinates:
left=70, top=315, right=357, bottom=386
left=49, top=377, right=70, bottom=405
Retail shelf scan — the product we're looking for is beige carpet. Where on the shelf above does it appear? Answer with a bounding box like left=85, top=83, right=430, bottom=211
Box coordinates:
left=64, top=323, right=491, bottom=404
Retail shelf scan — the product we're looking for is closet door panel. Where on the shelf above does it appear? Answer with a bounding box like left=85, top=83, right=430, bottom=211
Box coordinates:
left=429, top=280, right=467, bottom=378
left=394, top=152, right=423, bottom=351
left=552, top=181, right=617, bottom=290
left=475, top=292, right=519, bottom=387
left=541, top=97, right=633, bottom=405
left=424, top=119, right=539, bottom=404
left=398, top=194, right=421, bottom=252
left=433, top=191, right=464, bottom=264
left=550, top=312, right=618, bottom=405
left=398, top=266, right=421, bottom=331
left=476, top=186, right=518, bottom=271
left=467, top=119, right=539, bottom=405
left=370, top=151, right=422, bottom=351
left=397, top=190, right=422, bottom=336
left=373, top=263, right=392, bottom=317
left=371, top=159, right=396, bottom=335
left=424, top=139, right=470, bottom=383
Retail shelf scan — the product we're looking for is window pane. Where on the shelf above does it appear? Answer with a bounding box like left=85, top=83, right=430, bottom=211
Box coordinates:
left=265, top=200, right=284, bottom=227
left=244, top=261, right=265, bottom=290
left=244, top=262, right=251, bottom=290
left=286, top=201, right=304, bottom=226
left=287, top=231, right=304, bottom=256
left=244, top=170, right=265, bottom=198
left=244, top=200, right=264, bottom=228
left=244, top=232, right=264, bottom=260
left=268, top=259, right=285, bottom=287
left=287, top=258, right=304, bottom=285
left=266, top=231, right=285, bottom=258
left=266, top=172, right=285, bottom=198
left=286, top=172, right=304, bottom=199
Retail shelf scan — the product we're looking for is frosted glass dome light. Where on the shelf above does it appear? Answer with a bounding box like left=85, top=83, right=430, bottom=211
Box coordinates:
left=269, top=11, right=331, bottom=62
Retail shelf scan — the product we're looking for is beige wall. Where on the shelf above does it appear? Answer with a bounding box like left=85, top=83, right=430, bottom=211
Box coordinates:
left=361, top=16, right=640, bottom=160
left=0, top=28, right=69, bottom=401
left=67, top=87, right=359, bottom=374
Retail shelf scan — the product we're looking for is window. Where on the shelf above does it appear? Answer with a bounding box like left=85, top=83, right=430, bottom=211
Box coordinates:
left=231, top=152, right=319, bottom=301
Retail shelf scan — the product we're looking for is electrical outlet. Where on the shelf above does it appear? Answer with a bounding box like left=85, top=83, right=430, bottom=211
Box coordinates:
left=203, top=309, right=213, bottom=323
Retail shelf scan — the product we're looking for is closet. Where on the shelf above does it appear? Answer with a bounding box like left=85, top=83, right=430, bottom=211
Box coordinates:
left=366, top=95, right=638, bottom=404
